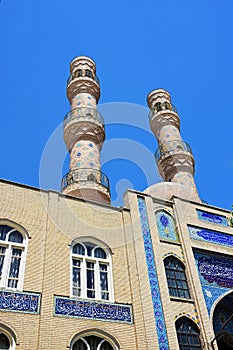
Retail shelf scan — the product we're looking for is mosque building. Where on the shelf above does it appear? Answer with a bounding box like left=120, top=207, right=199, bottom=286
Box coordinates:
left=0, top=56, right=232, bottom=350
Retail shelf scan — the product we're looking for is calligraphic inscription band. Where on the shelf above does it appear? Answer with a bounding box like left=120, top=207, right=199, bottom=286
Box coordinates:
left=0, top=290, right=40, bottom=314
left=54, top=296, right=133, bottom=324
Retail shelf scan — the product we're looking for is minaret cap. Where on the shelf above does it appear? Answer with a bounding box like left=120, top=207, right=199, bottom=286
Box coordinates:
left=147, top=88, right=171, bottom=110
left=70, top=56, right=96, bottom=75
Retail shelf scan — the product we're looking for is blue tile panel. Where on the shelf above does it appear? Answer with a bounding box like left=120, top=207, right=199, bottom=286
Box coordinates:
left=156, top=211, right=179, bottom=243
left=188, top=225, right=233, bottom=247
left=194, top=251, right=233, bottom=315
left=54, top=296, right=133, bottom=324
left=0, top=290, right=40, bottom=314
left=197, top=210, right=228, bottom=226
left=138, top=197, right=169, bottom=350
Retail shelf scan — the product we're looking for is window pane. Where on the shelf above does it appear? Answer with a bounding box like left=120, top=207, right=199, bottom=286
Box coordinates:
left=0, top=333, right=10, bottom=349
left=0, top=226, right=12, bottom=241
left=100, top=341, right=114, bottom=350
left=73, top=259, right=81, bottom=296
left=7, top=248, right=22, bottom=288
left=73, top=339, right=87, bottom=350
left=165, top=257, right=190, bottom=299
left=0, top=246, right=6, bottom=279
left=94, top=248, right=106, bottom=259
left=176, top=318, right=202, bottom=350
left=86, top=261, right=95, bottom=298
left=73, top=243, right=85, bottom=255
left=8, top=231, right=23, bottom=243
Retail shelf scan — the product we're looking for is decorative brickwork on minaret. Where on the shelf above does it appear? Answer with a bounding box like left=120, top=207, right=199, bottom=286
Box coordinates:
left=61, top=56, right=110, bottom=204
left=147, top=88, right=200, bottom=202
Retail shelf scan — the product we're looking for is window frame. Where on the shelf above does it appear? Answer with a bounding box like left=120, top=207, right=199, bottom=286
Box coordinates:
left=70, top=240, right=114, bottom=302
left=70, top=332, right=119, bottom=350
left=0, top=224, right=28, bottom=291
left=164, top=255, right=190, bottom=299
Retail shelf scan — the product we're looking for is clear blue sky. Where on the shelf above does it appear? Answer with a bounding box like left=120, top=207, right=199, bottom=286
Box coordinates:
left=0, top=0, right=233, bottom=209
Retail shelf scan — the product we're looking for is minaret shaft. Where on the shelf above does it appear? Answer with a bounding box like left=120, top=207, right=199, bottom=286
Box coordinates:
left=61, top=56, right=110, bottom=204
left=147, top=88, right=200, bottom=202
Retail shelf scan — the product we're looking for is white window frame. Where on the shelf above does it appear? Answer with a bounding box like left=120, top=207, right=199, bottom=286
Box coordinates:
left=70, top=332, right=119, bottom=350
left=70, top=240, right=114, bottom=302
left=0, top=224, right=28, bottom=291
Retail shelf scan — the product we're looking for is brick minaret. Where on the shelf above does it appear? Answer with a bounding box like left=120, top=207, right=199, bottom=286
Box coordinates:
left=61, top=56, right=110, bottom=204
left=147, top=88, right=200, bottom=202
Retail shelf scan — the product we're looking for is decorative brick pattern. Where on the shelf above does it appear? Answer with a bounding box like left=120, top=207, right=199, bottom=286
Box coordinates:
left=54, top=296, right=132, bottom=324
left=138, top=197, right=169, bottom=350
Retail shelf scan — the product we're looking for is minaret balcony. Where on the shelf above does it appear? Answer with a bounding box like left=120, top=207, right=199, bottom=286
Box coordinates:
left=148, top=102, right=177, bottom=121
left=61, top=168, right=110, bottom=193
left=64, top=108, right=104, bottom=128
left=67, top=69, right=100, bottom=86
left=155, top=140, right=193, bottom=162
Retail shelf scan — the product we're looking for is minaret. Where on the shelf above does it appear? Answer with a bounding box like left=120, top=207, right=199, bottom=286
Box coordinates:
left=146, top=88, right=201, bottom=203
left=61, top=56, right=110, bottom=205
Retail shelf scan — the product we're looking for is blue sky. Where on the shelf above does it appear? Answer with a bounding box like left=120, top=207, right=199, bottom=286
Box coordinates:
left=0, top=0, right=233, bottom=209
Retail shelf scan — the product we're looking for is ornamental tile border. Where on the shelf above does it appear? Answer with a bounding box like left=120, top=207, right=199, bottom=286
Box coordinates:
left=174, top=307, right=199, bottom=325
left=197, top=210, right=228, bottom=226
left=138, top=197, right=169, bottom=350
left=188, top=225, right=233, bottom=248
left=0, top=290, right=40, bottom=314
left=163, top=252, right=185, bottom=263
left=54, top=296, right=133, bottom=324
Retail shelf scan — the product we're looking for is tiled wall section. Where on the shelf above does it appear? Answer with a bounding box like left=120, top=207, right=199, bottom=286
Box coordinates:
left=197, top=210, right=228, bottom=226
left=155, top=210, right=179, bottom=243
left=188, top=225, right=233, bottom=248
left=138, top=197, right=169, bottom=350
left=194, top=251, right=233, bottom=315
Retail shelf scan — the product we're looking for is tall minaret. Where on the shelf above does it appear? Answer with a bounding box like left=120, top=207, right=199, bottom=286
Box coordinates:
left=61, top=56, right=110, bottom=205
left=146, top=88, right=201, bottom=203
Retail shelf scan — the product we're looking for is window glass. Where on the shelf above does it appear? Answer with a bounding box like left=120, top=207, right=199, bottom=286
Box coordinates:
left=71, top=242, right=112, bottom=301
left=0, top=332, right=10, bottom=349
left=164, top=256, right=190, bottom=299
left=176, top=317, right=202, bottom=349
left=8, top=231, right=23, bottom=243
left=0, top=224, right=26, bottom=290
left=72, top=336, right=113, bottom=350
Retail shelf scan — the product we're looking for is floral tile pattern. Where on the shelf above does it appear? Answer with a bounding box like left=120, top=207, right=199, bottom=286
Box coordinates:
left=138, top=197, right=169, bottom=350
left=155, top=210, right=179, bottom=242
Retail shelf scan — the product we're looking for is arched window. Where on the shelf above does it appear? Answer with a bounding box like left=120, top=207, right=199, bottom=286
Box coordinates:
left=0, top=224, right=27, bottom=290
left=71, top=241, right=113, bottom=301
left=176, top=317, right=202, bottom=349
left=164, top=256, right=190, bottom=299
left=72, top=336, right=114, bottom=350
left=0, top=326, right=16, bottom=350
